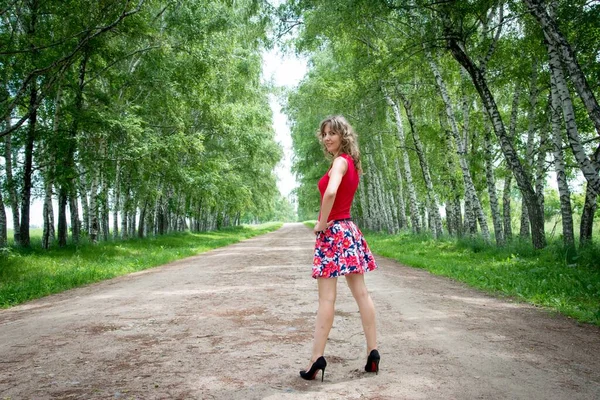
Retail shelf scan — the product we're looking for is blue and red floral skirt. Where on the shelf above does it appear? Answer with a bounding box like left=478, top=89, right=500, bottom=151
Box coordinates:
left=312, top=219, right=378, bottom=279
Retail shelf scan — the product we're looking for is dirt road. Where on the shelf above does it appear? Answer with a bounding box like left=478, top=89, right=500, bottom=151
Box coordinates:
left=1, top=223, right=599, bottom=399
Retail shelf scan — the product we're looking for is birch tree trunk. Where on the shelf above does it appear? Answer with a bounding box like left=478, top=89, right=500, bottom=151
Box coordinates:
left=519, top=202, right=530, bottom=238
left=58, top=193, right=67, bottom=246
left=89, top=172, right=99, bottom=244
left=384, top=94, right=421, bottom=233
left=426, top=50, right=490, bottom=241
left=366, top=155, right=383, bottom=231
left=69, top=195, right=80, bottom=244
left=521, top=65, right=542, bottom=240
left=129, top=200, right=137, bottom=238
left=503, top=83, right=521, bottom=242
left=503, top=176, right=513, bottom=240
left=550, top=73, right=575, bottom=247
left=20, top=82, right=38, bottom=247
left=535, top=126, right=547, bottom=237
left=0, top=186, right=6, bottom=247
left=580, top=182, right=598, bottom=246
left=58, top=48, right=88, bottom=246
left=483, top=127, right=504, bottom=245
left=446, top=37, right=547, bottom=249
left=113, top=161, right=120, bottom=239
left=146, top=200, right=155, bottom=236
left=138, top=200, right=147, bottom=238
left=376, top=130, right=399, bottom=233
left=546, top=35, right=600, bottom=197
left=365, top=155, right=382, bottom=231
left=358, top=178, right=369, bottom=229
left=4, top=121, right=20, bottom=244
left=375, top=168, right=394, bottom=233
left=439, top=112, right=463, bottom=237
left=393, top=157, right=408, bottom=230
left=580, top=147, right=600, bottom=245
left=42, top=86, right=60, bottom=249
left=19, top=0, right=40, bottom=247
left=399, top=92, right=443, bottom=237
left=122, top=187, right=130, bottom=239
left=523, top=0, right=600, bottom=136
left=42, top=179, right=55, bottom=249
left=100, top=162, right=109, bottom=241
left=79, top=171, right=90, bottom=235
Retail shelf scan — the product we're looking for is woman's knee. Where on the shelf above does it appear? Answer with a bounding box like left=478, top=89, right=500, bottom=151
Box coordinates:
left=318, top=292, right=337, bottom=306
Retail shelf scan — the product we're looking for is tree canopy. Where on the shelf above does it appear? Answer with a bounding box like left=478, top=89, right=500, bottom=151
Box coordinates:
left=0, top=0, right=284, bottom=248
left=282, top=0, right=600, bottom=250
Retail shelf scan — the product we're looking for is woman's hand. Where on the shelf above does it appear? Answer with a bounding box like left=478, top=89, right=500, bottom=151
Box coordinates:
left=314, top=220, right=329, bottom=234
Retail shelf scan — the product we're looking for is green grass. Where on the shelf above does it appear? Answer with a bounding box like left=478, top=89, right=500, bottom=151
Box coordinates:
left=364, top=231, right=600, bottom=326
left=0, top=223, right=282, bottom=308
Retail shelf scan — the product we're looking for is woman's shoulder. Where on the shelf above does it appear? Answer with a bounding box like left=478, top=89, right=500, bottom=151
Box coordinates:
left=339, top=153, right=355, bottom=168
left=338, top=153, right=352, bottom=162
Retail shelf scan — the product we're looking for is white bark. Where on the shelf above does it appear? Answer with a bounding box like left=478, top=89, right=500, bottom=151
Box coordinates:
left=426, top=52, right=490, bottom=240
left=483, top=126, right=504, bottom=245
left=122, top=187, right=129, bottom=239
left=4, top=120, right=20, bottom=243
left=366, top=154, right=384, bottom=231
left=524, top=0, right=600, bottom=135
left=0, top=184, right=6, bottom=247
left=550, top=73, right=574, bottom=247
left=375, top=167, right=394, bottom=233
left=446, top=35, right=546, bottom=249
left=393, top=157, right=408, bottom=229
left=89, top=172, right=99, bottom=244
left=113, top=160, right=120, bottom=239
left=399, top=93, right=443, bottom=237
left=42, top=180, right=55, bottom=248
left=376, top=131, right=400, bottom=232
left=384, top=94, right=421, bottom=233
left=358, top=177, right=369, bottom=227
left=503, top=82, right=521, bottom=241
left=546, top=35, right=600, bottom=196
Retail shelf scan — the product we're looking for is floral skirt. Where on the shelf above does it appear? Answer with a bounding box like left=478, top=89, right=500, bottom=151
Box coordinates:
left=312, top=219, right=378, bottom=279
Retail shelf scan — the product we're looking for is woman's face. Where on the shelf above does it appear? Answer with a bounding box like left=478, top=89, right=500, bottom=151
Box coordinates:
left=322, top=123, right=342, bottom=155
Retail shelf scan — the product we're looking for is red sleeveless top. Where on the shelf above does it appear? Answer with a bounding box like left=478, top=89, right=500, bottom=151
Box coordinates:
left=318, top=153, right=359, bottom=222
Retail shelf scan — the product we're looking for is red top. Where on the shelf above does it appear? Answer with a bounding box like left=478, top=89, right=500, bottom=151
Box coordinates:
left=318, top=153, right=359, bottom=222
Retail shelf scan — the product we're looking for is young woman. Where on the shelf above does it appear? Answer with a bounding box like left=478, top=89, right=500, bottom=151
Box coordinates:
left=300, top=115, right=380, bottom=382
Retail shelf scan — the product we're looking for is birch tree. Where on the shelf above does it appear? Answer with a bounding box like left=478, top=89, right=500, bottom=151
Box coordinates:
left=523, top=0, right=600, bottom=136
left=549, top=73, right=575, bottom=247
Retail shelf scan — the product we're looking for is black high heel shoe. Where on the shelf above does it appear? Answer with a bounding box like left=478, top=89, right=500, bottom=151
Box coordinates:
left=365, top=349, right=380, bottom=374
left=300, top=356, right=327, bottom=382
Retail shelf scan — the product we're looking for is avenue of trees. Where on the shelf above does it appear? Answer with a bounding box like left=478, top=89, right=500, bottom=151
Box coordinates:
left=0, top=0, right=285, bottom=248
left=282, top=0, right=600, bottom=251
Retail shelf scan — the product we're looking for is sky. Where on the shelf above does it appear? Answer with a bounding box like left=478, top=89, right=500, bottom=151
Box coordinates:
left=261, top=47, right=308, bottom=199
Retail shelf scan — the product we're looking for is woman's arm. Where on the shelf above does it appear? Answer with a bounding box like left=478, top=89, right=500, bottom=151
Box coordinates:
left=314, top=156, right=348, bottom=233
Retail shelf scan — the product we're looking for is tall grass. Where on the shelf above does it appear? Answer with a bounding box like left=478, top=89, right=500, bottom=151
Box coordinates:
left=0, top=223, right=282, bottom=308
left=364, top=230, right=600, bottom=326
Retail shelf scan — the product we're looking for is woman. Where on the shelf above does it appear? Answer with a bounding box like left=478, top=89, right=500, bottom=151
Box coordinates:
left=300, top=115, right=380, bottom=382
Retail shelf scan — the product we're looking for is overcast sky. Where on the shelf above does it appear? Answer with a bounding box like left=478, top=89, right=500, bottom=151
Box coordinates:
left=261, top=47, right=308, bottom=199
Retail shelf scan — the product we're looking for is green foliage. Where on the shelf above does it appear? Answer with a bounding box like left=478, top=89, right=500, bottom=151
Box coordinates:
left=544, top=187, right=562, bottom=221
left=0, top=223, right=282, bottom=307
left=1, top=0, right=285, bottom=244
left=365, top=231, right=600, bottom=326
left=282, top=0, right=598, bottom=250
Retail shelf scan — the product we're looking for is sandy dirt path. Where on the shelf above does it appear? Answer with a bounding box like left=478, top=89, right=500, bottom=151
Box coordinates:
left=1, top=223, right=599, bottom=399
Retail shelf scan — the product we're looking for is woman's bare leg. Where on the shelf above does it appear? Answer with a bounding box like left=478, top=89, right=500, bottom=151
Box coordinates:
left=345, top=273, right=377, bottom=354
left=307, top=277, right=337, bottom=368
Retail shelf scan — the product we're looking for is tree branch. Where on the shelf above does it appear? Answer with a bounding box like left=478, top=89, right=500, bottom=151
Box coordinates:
left=0, top=0, right=146, bottom=137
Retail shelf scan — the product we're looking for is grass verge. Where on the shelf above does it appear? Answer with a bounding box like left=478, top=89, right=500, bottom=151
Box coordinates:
left=0, top=223, right=282, bottom=308
left=364, top=231, right=600, bottom=326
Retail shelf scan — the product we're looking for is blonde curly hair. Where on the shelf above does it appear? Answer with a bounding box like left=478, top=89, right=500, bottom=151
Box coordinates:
left=317, top=115, right=363, bottom=173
